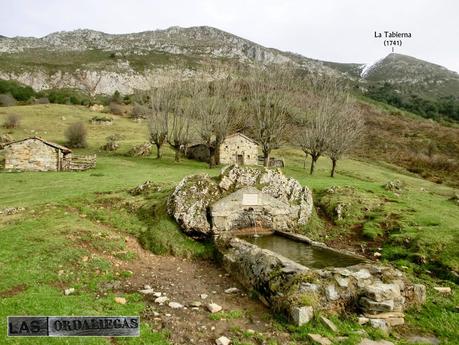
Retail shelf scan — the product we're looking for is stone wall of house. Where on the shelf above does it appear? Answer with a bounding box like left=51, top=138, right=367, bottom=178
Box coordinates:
left=219, top=134, right=258, bottom=165
left=220, top=237, right=426, bottom=327
left=4, top=139, right=59, bottom=171
left=186, top=144, right=210, bottom=163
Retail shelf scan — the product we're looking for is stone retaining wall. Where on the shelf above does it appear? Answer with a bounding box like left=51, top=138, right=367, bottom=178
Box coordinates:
left=219, top=237, right=425, bottom=328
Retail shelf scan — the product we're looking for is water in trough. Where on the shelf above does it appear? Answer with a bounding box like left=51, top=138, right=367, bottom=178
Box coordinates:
left=242, top=234, right=363, bottom=269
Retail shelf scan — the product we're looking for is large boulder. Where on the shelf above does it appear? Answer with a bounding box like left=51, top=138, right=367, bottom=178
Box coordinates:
left=219, top=166, right=313, bottom=225
left=167, top=166, right=314, bottom=237
left=167, top=174, right=221, bottom=237
left=0, top=134, right=13, bottom=149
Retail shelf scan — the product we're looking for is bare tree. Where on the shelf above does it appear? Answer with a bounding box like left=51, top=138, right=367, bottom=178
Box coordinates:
left=76, top=70, right=103, bottom=102
left=296, top=111, right=331, bottom=174
left=167, top=100, right=192, bottom=162
left=194, top=78, right=234, bottom=168
left=247, top=66, right=292, bottom=166
left=296, top=76, right=357, bottom=175
left=147, top=111, right=168, bottom=159
left=147, top=83, right=178, bottom=159
left=326, top=106, right=364, bottom=177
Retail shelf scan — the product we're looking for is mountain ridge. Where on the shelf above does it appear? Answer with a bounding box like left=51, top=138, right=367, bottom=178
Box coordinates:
left=0, top=26, right=458, bottom=107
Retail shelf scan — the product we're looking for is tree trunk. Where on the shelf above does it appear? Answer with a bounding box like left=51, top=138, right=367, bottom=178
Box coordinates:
left=310, top=154, right=319, bottom=175
left=174, top=149, right=180, bottom=162
left=330, top=158, right=337, bottom=177
left=156, top=143, right=162, bottom=159
left=263, top=151, right=270, bottom=167
left=208, top=147, right=216, bottom=169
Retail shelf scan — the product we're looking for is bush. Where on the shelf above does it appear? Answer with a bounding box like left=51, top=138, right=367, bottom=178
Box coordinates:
left=109, top=102, right=124, bottom=115
left=0, top=93, right=17, bottom=107
left=3, top=113, right=21, bottom=129
left=35, top=97, right=50, bottom=104
left=131, top=102, right=148, bottom=119
left=90, top=115, right=113, bottom=122
left=100, top=134, right=122, bottom=151
left=65, top=122, right=87, bottom=148
left=0, top=80, right=35, bottom=101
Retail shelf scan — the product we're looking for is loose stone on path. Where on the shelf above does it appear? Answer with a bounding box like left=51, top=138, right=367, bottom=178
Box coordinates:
left=155, top=296, right=169, bottom=304
left=207, top=303, right=223, bottom=313
left=215, top=336, right=231, bottom=345
left=168, top=302, right=183, bottom=309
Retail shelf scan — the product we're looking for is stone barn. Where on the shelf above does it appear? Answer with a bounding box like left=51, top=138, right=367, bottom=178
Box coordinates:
left=3, top=137, right=72, bottom=172
left=219, top=133, right=258, bottom=165
left=186, top=133, right=259, bottom=166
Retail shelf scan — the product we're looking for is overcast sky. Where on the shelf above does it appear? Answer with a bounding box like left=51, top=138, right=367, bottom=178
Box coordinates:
left=1, top=0, right=458, bottom=72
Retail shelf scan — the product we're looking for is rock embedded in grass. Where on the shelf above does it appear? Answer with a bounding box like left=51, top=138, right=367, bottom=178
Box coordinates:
left=433, top=286, right=451, bottom=294
left=64, top=288, right=75, bottom=296
left=290, top=306, right=313, bottom=326
left=319, top=316, right=338, bottom=332
left=114, top=297, right=127, bottom=304
left=359, top=339, right=394, bottom=345
left=308, top=333, right=332, bottom=345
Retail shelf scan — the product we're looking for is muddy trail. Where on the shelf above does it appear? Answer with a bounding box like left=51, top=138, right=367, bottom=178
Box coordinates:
left=109, top=237, right=292, bottom=345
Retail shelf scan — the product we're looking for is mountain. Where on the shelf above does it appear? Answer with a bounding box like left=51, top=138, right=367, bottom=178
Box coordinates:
left=359, top=53, right=459, bottom=98
left=0, top=27, right=338, bottom=95
left=0, top=27, right=458, bottom=107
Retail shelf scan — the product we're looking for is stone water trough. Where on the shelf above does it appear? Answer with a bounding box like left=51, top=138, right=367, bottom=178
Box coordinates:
left=167, top=165, right=426, bottom=328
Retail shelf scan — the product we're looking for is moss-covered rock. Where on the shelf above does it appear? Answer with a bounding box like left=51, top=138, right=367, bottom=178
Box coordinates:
left=167, top=174, right=222, bottom=237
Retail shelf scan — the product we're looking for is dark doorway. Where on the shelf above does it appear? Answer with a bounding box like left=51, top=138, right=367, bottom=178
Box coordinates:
left=237, top=154, right=244, bottom=165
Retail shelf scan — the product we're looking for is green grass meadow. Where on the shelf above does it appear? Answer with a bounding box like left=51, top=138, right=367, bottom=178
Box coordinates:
left=0, top=105, right=458, bottom=344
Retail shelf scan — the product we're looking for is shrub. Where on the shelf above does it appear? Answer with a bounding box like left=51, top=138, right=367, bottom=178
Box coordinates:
left=3, top=113, right=21, bottom=129
left=90, top=115, right=113, bottom=123
left=100, top=134, right=122, bottom=151
left=35, top=97, right=50, bottom=104
left=65, top=122, right=87, bottom=148
left=109, top=102, right=124, bottom=115
left=0, top=93, right=17, bottom=107
left=0, top=79, right=35, bottom=101
left=131, top=102, right=148, bottom=119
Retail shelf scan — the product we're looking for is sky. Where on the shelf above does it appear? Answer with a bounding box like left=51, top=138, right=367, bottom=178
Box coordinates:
left=1, top=0, right=458, bottom=73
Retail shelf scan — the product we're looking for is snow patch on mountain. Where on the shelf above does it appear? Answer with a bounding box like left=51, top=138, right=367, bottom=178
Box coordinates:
left=360, top=56, right=385, bottom=78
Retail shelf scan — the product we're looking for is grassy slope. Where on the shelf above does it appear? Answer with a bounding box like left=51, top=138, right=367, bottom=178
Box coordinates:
left=0, top=49, right=200, bottom=73
left=0, top=104, right=458, bottom=343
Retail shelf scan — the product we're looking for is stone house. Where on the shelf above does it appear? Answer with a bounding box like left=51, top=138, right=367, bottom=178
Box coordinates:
left=220, top=133, right=258, bottom=165
left=186, top=133, right=259, bottom=165
left=3, top=136, right=72, bottom=172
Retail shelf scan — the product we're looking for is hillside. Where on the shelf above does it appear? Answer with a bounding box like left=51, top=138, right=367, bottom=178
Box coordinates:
left=361, top=53, right=459, bottom=97
left=1, top=104, right=458, bottom=344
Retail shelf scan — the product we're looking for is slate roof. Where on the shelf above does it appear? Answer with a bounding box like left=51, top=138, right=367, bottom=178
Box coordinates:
left=4, top=136, right=72, bottom=153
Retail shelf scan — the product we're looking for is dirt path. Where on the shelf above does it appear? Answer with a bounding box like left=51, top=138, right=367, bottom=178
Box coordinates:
left=113, top=237, right=292, bottom=344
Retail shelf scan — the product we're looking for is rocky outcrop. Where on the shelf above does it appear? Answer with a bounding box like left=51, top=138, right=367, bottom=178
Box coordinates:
left=0, top=134, right=13, bottom=149
left=167, top=174, right=221, bottom=237
left=127, top=143, right=152, bottom=157
left=0, top=27, right=337, bottom=95
left=167, top=166, right=314, bottom=237
left=221, top=237, right=425, bottom=326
